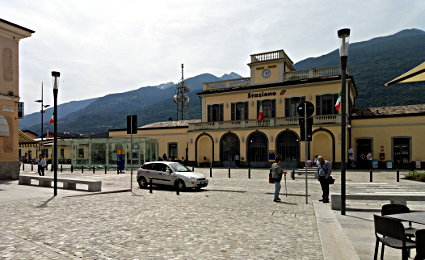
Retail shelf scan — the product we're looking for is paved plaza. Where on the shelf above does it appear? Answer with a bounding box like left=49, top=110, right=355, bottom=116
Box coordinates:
left=1, top=166, right=424, bottom=259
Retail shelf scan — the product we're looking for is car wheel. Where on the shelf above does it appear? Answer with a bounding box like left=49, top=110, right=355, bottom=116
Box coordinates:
left=175, top=179, right=186, bottom=191
left=138, top=176, right=148, bottom=189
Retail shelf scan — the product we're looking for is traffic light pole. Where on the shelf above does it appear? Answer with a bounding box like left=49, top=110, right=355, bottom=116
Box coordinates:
left=304, top=102, right=308, bottom=204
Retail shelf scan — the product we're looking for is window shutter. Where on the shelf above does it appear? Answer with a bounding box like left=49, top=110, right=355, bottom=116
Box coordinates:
left=285, top=98, right=289, bottom=117
left=316, top=96, right=321, bottom=115
left=244, top=102, right=248, bottom=120
left=219, top=104, right=224, bottom=121
left=208, top=105, right=212, bottom=122
left=231, top=103, right=235, bottom=120
left=272, top=99, right=276, bottom=118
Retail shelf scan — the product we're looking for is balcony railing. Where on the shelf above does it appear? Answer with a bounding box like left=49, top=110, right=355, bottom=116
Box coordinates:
left=283, top=65, right=341, bottom=81
left=250, top=50, right=287, bottom=63
left=203, top=77, right=250, bottom=91
left=188, top=114, right=341, bottom=131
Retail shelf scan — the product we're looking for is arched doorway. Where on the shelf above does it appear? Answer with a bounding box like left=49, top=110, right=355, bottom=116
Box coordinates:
left=247, top=131, right=268, bottom=168
left=276, top=130, right=299, bottom=169
left=312, top=129, right=334, bottom=164
left=195, top=133, right=214, bottom=167
left=220, top=132, right=240, bottom=167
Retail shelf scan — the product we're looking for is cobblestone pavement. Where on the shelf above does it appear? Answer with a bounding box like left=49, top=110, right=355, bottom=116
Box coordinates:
left=1, top=167, right=325, bottom=259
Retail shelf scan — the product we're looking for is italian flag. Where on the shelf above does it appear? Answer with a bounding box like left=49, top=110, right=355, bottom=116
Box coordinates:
left=49, top=112, right=55, bottom=124
left=258, top=103, right=264, bottom=123
left=335, top=91, right=342, bottom=111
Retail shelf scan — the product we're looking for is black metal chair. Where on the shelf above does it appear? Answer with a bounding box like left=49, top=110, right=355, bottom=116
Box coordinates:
left=381, top=204, right=417, bottom=238
left=374, top=215, right=416, bottom=260
left=415, top=230, right=425, bottom=260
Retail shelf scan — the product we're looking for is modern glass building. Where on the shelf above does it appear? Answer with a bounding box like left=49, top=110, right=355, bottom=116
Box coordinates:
left=57, top=137, right=158, bottom=168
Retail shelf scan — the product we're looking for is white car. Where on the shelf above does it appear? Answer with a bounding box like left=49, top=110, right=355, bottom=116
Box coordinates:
left=137, top=161, right=208, bottom=190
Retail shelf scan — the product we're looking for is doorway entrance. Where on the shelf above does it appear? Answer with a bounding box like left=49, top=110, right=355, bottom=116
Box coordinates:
left=220, top=133, right=240, bottom=167
left=356, top=138, right=372, bottom=169
left=247, top=132, right=268, bottom=168
left=276, top=131, right=299, bottom=169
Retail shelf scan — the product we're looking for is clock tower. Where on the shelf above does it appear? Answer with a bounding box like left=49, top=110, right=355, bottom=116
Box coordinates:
left=248, top=50, right=295, bottom=85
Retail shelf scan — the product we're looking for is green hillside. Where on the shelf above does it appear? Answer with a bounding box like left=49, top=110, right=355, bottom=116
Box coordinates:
left=294, top=29, right=425, bottom=108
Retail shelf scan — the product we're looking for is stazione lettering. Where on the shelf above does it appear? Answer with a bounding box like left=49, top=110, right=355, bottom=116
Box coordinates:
left=248, top=89, right=286, bottom=98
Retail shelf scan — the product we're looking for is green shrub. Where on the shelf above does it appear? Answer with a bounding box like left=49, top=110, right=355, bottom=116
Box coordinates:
left=406, top=171, right=425, bottom=182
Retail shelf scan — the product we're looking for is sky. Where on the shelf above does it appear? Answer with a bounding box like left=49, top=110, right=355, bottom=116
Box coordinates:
left=2, top=0, right=425, bottom=114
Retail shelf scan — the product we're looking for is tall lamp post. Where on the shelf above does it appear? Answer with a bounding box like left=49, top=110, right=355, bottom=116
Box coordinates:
left=338, top=28, right=350, bottom=215
left=35, top=83, right=50, bottom=155
left=52, top=71, right=60, bottom=196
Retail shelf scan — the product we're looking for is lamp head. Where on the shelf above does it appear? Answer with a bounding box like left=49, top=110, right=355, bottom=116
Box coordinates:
left=337, top=28, right=351, bottom=57
left=35, top=99, right=42, bottom=103
left=51, top=71, right=60, bottom=90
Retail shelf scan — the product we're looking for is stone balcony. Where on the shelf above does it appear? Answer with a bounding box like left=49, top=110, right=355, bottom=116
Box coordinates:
left=188, top=114, right=341, bottom=131
left=202, top=65, right=342, bottom=92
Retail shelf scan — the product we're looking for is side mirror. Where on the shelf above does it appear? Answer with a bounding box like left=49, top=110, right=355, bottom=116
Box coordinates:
left=166, top=168, right=172, bottom=174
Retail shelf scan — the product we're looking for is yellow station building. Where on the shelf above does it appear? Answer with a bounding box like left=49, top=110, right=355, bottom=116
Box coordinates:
left=0, top=18, right=33, bottom=179
left=110, top=49, right=425, bottom=169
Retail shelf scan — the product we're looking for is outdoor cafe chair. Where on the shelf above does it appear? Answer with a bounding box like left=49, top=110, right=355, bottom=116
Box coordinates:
left=374, top=215, right=416, bottom=260
left=415, top=229, right=425, bottom=260
left=381, top=204, right=417, bottom=238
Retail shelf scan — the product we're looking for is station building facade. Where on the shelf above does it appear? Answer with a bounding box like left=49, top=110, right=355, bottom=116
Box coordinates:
left=110, top=49, right=425, bottom=169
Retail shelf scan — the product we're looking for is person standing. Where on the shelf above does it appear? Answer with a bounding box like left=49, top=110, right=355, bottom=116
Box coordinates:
left=366, top=152, right=373, bottom=169
left=271, top=158, right=286, bottom=202
left=35, top=154, right=46, bottom=176
left=317, top=156, right=332, bottom=203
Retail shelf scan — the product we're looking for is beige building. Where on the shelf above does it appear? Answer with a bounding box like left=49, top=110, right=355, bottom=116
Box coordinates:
left=111, top=49, right=425, bottom=169
left=0, top=18, right=33, bottom=179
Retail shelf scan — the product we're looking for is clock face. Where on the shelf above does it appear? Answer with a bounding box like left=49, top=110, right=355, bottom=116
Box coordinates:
left=262, top=69, right=271, bottom=78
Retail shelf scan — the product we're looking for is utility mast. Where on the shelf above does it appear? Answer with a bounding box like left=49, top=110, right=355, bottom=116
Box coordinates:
left=173, top=64, right=190, bottom=120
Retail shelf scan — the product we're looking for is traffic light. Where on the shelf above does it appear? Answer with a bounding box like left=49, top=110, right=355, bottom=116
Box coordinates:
left=299, top=117, right=313, bottom=141
left=127, top=115, right=137, bottom=134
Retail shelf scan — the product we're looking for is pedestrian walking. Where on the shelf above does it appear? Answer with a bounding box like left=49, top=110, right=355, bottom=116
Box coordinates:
left=316, top=156, right=332, bottom=203
left=35, top=154, right=47, bottom=176
left=271, top=157, right=287, bottom=202
left=366, top=152, right=373, bottom=169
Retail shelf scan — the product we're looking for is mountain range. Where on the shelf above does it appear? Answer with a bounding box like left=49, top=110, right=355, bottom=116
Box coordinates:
left=20, top=29, right=425, bottom=135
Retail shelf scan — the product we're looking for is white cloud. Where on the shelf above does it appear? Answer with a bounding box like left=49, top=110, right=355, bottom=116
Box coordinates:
left=1, top=0, right=424, bottom=113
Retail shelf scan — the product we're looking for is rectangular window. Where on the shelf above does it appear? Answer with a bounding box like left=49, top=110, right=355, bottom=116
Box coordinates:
left=257, top=99, right=276, bottom=119
left=393, top=137, right=411, bottom=168
left=285, top=97, right=305, bottom=117
left=231, top=102, right=248, bottom=120
left=316, top=94, right=338, bottom=115
left=78, top=148, right=84, bottom=158
left=207, top=104, right=224, bottom=122
left=168, top=143, right=178, bottom=159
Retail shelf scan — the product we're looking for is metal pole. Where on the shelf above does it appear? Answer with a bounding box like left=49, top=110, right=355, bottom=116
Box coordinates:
left=71, top=165, right=73, bottom=173
left=210, top=167, right=212, bottom=178
left=248, top=168, right=251, bottom=179
left=305, top=102, right=308, bottom=204
left=41, top=83, right=44, bottom=155
left=149, top=178, right=153, bottom=193
left=228, top=167, right=231, bottom=178
left=397, top=169, right=400, bottom=182
left=105, top=166, right=107, bottom=174
left=53, top=87, right=58, bottom=196
left=341, top=55, right=348, bottom=215
left=93, top=166, right=95, bottom=174
left=370, top=169, right=373, bottom=182
left=130, top=118, right=133, bottom=191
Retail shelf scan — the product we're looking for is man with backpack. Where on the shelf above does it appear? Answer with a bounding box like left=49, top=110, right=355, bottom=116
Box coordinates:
left=271, top=157, right=287, bottom=202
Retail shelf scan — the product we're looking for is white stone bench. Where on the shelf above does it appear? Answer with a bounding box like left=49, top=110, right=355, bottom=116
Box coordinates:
left=19, top=175, right=101, bottom=192
left=331, top=193, right=425, bottom=210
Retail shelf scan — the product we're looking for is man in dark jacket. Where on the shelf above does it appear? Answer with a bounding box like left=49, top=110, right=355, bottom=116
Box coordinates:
left=317, top=156, right=332, bottom=203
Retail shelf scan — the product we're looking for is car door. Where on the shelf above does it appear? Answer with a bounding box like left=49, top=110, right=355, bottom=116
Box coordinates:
left=150, top=163, right=169, bottom=185
left=140, top=163, right=154, bottom=181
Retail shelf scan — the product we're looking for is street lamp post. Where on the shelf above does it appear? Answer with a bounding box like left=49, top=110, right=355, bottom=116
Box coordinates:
left=338, top=28, right=350, bottom=215
left=35, top=82, right=50, bottom=155
left=52, top=71, right=60, bottom=196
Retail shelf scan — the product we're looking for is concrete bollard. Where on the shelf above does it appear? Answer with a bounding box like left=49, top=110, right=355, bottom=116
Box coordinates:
left=149, top=178, right=153, bottom=194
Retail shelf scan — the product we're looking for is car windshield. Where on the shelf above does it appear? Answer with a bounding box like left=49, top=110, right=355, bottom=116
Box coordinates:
left=169, top=162, right=191, bottom=172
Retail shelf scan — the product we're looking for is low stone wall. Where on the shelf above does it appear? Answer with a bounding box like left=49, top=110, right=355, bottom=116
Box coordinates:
left=0, top=161, right=20, bottom=180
